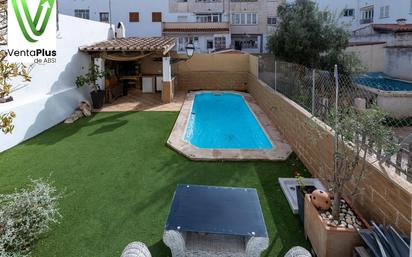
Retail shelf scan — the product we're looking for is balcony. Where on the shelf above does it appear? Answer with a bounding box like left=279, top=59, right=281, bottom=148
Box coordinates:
left=360, top=18, right=374, bottom=24
left=162, top=22, right=230, bottom=34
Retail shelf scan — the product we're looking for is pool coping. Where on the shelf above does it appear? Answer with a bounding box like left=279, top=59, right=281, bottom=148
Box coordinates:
left=167, top=91, right=293, bottom=161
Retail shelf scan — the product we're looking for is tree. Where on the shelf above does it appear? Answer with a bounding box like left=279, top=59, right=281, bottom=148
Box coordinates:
left=328, top=107, right=397, bottom=219
left=267, top=0, right=360, bottom=74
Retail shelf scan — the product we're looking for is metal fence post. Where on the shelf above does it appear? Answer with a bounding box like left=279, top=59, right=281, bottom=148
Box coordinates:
left=334, top=65, right=339, bottom=118
left=274, top=60, right=277, bottom=91
left=333, top=65, right=339, bottom=175
left=312, top=69, right=316, bottom=115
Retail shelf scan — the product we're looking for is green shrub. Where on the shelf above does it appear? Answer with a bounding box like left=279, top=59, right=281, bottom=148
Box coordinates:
left=0, top=179, right=61, bottom=257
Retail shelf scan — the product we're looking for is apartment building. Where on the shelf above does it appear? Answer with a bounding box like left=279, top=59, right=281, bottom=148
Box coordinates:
left=309, top=0, right=412, bottom=31
left=58, top=0, right=189, bottom=37
left=59, top=0, right=282, bottom=53
left=167, top=0, right=282, bottom=53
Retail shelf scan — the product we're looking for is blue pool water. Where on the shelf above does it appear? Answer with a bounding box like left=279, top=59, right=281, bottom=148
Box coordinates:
left=185, top=92, right=273, bottom=149
left=354, top=72, right=412, bottom=91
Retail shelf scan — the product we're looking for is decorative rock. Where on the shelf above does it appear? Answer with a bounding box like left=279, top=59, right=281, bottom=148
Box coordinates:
left=347, top=210, right=354, bottom=216
left=346, top=219, right=353, bottom=225
left=348, top=224, right=354, bottom=229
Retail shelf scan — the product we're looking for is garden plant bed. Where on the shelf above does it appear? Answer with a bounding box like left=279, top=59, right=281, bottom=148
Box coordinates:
left=304, top=194, right=369, bottom=257
left=319, top=198, right=365, bottom=229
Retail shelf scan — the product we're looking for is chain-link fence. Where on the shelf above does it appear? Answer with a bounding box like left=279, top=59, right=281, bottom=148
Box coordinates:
left=258, top=54, right=412, bottom=182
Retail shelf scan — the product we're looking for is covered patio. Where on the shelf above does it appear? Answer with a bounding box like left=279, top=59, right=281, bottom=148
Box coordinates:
left=79, top=37, right=182, bottom=109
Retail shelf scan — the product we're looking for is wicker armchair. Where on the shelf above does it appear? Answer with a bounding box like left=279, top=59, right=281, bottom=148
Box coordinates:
left=120, top=242, right=152, bottom=257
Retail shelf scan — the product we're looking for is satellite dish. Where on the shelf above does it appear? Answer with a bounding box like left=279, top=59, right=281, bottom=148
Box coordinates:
left=116, top=22, right=125, bottom=38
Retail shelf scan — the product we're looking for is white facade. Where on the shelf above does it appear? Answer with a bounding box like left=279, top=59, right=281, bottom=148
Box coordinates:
left=59, top=0, right=281, bottom=53
left=289, top=0, right=412, bottom=31
left=59, top=0, right=230, bottom=53
left=0, top=15, right=111, bottom=152
left=59, top=0, right=189, bottom=37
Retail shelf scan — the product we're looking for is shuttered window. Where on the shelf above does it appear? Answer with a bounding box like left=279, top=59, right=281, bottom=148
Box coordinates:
left=152, top=12, right=162, bottom=22
left=129, top=12, right=139, bottom=22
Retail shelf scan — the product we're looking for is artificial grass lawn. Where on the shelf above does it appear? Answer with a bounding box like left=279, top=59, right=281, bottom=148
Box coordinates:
left=0, top=112, right=310, bottom=257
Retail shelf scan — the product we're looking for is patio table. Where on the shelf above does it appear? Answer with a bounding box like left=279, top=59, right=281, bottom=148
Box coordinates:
left=163, top=184, right=269, bottom=257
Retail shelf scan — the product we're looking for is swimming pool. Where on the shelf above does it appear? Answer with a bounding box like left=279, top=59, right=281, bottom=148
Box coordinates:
left=354, top=73, right=412, bottom=119
left=184, top=92, right=273, bottom=149
left=354, top=72, right=412, bottom=91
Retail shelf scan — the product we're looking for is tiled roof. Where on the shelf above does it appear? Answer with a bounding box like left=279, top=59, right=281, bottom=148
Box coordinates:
left=373, top=24, right=412, bottom=33
left=162, top=22, right=230, bottom=33
left=79, top=37, right=176, bottom=53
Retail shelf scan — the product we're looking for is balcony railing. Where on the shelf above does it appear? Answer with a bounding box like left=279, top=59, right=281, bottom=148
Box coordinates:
left=162, top=22, right=230, bottom=34
left=360, top=18, right=374, bottom=24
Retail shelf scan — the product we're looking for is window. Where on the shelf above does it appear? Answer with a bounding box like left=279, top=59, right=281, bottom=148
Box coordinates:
left=196, top=13, right=222, bottom=23
left=267, top=17, right=277, bottom=25
left=231, top=13, right=257, bottom=25
left=99, top=12, right=109, bottom=23
left=360, top=6, right=374, bottom=24
left=343, top=9, right=354, bottom=17
left=380, top=6, right=389, bottom=18
left=129, top=12, right=140, bottom=22
left=231, top=36, right=258, bottom=49
left=152, top=12, right=162, bottom=22
left=74, top=9, right=90, bottom=20
left=214, top=37, right=226, bottom=49
left=177, top=37, right=199, bottom=53
left=207, top=40, right=214, bottom=49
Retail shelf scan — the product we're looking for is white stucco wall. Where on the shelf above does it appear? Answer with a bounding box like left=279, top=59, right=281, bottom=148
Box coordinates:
left=385, top=47, right=412, bottom=81
left=346, top=43, right=386, bottom=72
left=58, top=0, right=190, bottom=37
left=0, top=15, right=110, bottom=152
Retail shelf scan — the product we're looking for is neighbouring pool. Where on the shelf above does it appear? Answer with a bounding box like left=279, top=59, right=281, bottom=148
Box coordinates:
left=184, top=92, right=273, bottom=149
left=354, top=72, right=412, bottom=91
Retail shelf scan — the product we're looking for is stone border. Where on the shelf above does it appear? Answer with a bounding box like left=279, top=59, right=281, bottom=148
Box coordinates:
left=167, top=91, right=292, bottom=161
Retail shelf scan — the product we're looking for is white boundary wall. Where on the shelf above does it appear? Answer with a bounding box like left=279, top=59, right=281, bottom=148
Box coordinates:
left=0, top=15, right=110, bottom=152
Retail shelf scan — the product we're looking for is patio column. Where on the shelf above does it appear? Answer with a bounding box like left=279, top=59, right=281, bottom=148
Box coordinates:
left=162, top=56, right=173, bottom=103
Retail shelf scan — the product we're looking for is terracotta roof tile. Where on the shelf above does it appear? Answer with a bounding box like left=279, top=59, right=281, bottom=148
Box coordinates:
left=79, top=37, right=176, bottom=52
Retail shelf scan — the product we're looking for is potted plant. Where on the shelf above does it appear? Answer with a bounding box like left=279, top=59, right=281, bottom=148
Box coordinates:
left=304, top=106, right=398, bottom=257
left=0, top=52, right=31, bottom=103
left=295, top=173, right=316, bottom=224
left=75, top=63, right=106, bottom=109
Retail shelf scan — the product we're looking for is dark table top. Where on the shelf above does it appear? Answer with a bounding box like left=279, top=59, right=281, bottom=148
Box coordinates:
left=165, top=184, right=268, bottom=237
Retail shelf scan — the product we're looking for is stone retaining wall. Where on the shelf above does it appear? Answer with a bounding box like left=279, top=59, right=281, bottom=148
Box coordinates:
left=247, top=73, right=412, bottom=234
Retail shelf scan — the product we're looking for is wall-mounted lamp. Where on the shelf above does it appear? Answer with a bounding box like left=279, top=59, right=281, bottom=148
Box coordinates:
left=186, top=40, right=195, bottom=59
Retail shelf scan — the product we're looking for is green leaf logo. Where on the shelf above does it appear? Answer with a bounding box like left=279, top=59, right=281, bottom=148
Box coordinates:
left=11, top=0, right=55, bottom=43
